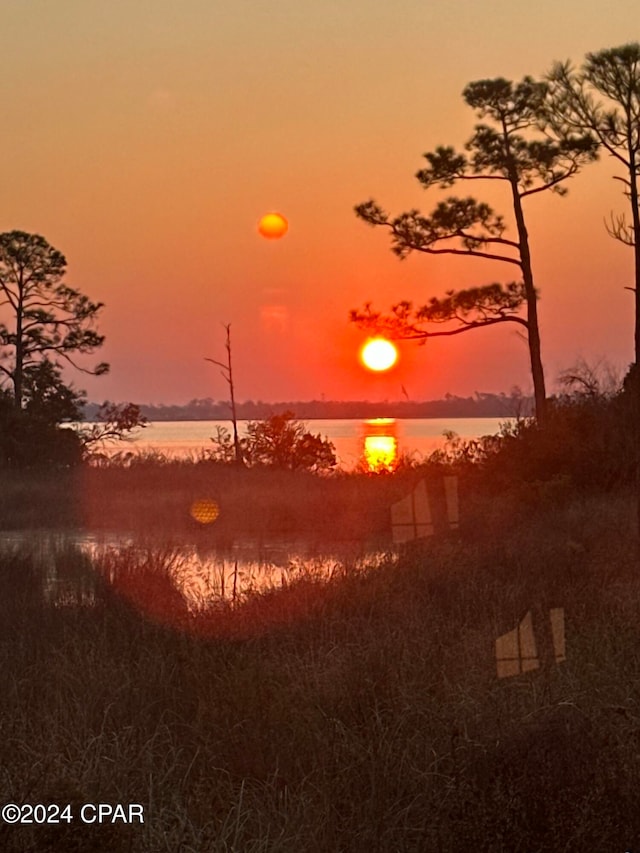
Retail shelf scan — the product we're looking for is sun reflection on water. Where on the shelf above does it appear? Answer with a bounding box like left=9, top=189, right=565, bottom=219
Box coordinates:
left=362, top=419, right=398, bottom=472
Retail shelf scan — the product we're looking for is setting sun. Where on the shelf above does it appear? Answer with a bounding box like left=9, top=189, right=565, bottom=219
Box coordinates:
left=361, top=338, right=398, bottom=372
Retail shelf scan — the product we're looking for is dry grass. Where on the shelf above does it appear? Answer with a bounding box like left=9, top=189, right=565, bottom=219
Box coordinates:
left=1, top=490, right=640, bottom=851
left=1, top=459, right=421, bottom=544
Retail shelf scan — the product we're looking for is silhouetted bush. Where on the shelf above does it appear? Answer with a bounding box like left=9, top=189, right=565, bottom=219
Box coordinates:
left=209, top=411, right=337, bottom=472
left=437, top=364, right=637, bottom=498
left=0, top=391, right=83, bottom=469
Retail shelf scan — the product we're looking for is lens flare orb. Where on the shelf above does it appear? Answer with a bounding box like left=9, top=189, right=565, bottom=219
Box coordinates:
left=258, top=212, right=288, bottom=239
left=361, top=338, right=398, bottom=372
left=190, top=498, right=220, bottom=525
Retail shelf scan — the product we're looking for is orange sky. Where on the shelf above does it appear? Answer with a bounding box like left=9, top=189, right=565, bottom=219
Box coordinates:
left=1, top=1, right=637, bottom=404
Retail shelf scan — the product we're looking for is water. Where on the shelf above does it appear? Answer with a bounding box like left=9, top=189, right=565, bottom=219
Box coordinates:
left=122, top=416, right=510, bottom=467
left=7, top=417, right=509, bottom=611
left=0, top=530, right=393, bottom=612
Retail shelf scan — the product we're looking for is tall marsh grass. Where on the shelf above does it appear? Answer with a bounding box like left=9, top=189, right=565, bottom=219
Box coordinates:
left=1, top=493, right=640, bottom=851
left=1, top=457, right=422, bottom=544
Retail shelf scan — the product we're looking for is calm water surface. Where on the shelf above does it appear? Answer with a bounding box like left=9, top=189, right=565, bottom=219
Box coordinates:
left=129, top=417, right=510, bottom=467
left=8, top=418, right=510, bottom=608
left=0, top=530, right=393, bottom=609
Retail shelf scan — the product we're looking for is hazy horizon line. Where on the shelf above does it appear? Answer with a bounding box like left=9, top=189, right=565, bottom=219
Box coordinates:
left=84, top=390, right=531, bottom=408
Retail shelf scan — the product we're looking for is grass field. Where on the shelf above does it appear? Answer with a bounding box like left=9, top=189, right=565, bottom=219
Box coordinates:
left=0, top=458, right=426, bottom=543
left=1, top=487, right=639, bottom=851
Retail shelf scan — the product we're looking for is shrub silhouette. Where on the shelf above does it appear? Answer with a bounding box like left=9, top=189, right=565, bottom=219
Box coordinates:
left=210, top=412, right=337, bottom=472
left=438, top=364, right=636, bottom=496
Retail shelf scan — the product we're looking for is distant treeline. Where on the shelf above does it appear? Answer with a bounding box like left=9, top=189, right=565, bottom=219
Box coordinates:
left=82, top=392, right=532, bottom=422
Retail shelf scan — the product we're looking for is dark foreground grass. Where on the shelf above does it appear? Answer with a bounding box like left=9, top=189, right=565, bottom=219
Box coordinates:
left=0, top=459, right=418, bottom=543
left=1, top=492, right=640, bottom=851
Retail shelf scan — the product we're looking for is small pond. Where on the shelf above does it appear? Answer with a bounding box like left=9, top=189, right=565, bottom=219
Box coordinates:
left=0, top=530, right=397, bottom=610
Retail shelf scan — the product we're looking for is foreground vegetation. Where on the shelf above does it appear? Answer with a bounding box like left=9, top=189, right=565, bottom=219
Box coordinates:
left=0, top=458, right=415, bottom=544
left=1, top=491, right=639, bottom=852
left=2, top=366, right=636, bottom=547
left=1, top=378, right=638, bottom=850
